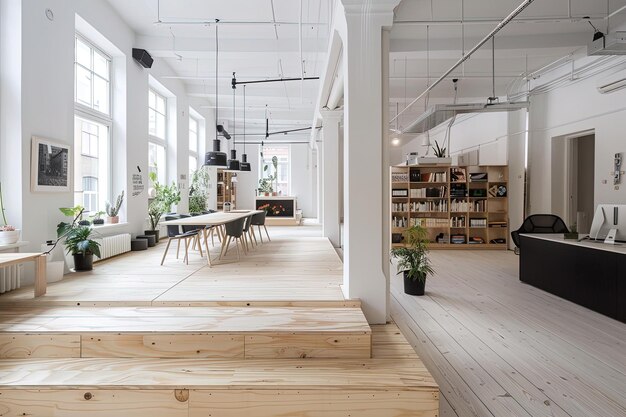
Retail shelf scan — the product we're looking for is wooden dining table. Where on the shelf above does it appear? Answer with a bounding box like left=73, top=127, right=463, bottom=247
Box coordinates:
left=161, top=210, right=263, bottom=266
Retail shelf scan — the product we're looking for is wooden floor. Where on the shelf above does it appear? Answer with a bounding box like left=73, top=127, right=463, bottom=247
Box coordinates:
left=0, top=226, right=347, bottom=307
left=391, top=250, right=626, bottom=417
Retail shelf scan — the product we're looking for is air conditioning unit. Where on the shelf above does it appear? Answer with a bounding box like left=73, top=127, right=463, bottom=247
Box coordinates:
left=597, top=69, right=626, bottom=94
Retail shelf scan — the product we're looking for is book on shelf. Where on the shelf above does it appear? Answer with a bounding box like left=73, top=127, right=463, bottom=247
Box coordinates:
left=469, top=172, right=488, bottom=182
left=420, top=171, right=447, bottom=182
left=410, top=186, right=447, bottom=198
left=450, top=167, right=466, bottom=182
left=450, top=234, right=467, bottom=244
left=468, top=236, right=485, bottom=244
left=469, top=218, right=487, bottom=228
left=488, top=221, right=508, bottom=228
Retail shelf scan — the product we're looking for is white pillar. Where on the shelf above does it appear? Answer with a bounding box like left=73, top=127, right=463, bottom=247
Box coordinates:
left=321, top=110, right=343, bottom=247
left=341, top=0, right=398, bottom=324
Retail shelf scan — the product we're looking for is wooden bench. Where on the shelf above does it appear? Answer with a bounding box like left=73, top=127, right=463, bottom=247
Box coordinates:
left=0, top=253, right=46, bottom=297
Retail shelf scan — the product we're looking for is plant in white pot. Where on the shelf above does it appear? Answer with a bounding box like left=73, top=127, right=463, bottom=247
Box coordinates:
left=0, top=182, right=20, bottom=245
left=390, top=225, right=434, bottom=295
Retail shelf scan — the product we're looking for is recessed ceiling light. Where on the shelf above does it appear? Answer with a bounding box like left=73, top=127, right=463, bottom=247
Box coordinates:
left=392, top=138, right=400, bottom=146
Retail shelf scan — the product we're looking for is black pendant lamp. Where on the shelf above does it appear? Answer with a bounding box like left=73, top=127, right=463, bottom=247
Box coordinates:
left=204, top=20, right=227, bottom=167
left=227, top=72, right=240, bottom=171
left=239, top=84, right=251, bottom=171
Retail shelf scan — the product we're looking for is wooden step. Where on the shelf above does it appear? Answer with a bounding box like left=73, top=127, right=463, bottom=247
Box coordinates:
left=0, top=325, right=439, bottom=417
left=0, top=307, right=371, bottom=359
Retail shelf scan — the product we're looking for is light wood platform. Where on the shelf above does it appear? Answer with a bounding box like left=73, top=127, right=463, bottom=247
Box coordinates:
left=0, top=231, right=346, bottom=307
left=0, top=324, right=439, bottom=417
left=391, top=250, right=626, bottom=417
left=0, top=306, right=371, bottom=359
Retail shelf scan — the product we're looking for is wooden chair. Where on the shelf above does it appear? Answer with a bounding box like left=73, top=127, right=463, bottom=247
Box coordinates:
left=160, top=215, right=202, bottom=265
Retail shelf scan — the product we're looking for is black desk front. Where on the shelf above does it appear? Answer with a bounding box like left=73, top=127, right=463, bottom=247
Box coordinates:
left=519, top=234, right=626, bottom=323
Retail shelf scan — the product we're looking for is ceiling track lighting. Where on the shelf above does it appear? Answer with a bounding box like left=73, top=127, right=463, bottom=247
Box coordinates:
left=204, top=19, right=228, bottom=167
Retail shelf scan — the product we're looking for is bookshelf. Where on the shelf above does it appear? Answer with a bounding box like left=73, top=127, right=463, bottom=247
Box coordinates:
left=391, top=164, right=509, bottom=249
left=216, top=169, right=237, bottom=210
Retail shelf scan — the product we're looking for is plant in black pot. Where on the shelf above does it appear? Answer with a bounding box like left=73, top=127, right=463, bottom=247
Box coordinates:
left=390, top=225, right=434, bottom=296
left=57, top=207, right=101, bottom=271
left=145, top=172, right=181, bottom=242
left=91, top=211, right=105, bottom=225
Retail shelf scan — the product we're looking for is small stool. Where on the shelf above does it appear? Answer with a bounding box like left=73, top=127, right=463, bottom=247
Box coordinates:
left=136, top=234, right=156, bottom=247
left=131, top=239, right=148, bottom=251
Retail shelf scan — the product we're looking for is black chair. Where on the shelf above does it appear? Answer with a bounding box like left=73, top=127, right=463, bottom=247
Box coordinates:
left=220, top=217, right=247, bottom=260
left=511, top=214, right=569, bottom=254
left=160, top=215, right=202, bottom=265
left=251, top=211, right=270, bottom=243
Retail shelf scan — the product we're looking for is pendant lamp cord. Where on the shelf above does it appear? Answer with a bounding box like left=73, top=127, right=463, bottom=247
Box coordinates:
left=215, top=19, right=219, bottom=142
left=243, top=85, right=246, bottom=154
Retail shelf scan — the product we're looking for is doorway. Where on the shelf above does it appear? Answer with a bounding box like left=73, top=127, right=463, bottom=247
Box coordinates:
left=551, top=132, right=595, bottom=233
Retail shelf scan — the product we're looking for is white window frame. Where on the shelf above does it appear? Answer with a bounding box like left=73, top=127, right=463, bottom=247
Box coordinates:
left=74, top=32, right=113, bottom=214
left=74, top=33, right=112, bottom=118
left=259, top=144, right=291, bottom=196
left=148, top=89, right=167, bottom=185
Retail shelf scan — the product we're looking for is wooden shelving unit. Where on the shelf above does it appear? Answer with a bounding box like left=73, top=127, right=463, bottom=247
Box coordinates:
left=390, top=164, right=509, bottom=249
left=216, top=169, right=237, bottom=210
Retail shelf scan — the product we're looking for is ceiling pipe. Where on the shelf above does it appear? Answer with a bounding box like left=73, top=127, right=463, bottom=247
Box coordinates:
left=154, top=19, right=325, bottom=26
left=390, top=0, right=536, bottom=125
left=393, top=15, right=603, bottom=26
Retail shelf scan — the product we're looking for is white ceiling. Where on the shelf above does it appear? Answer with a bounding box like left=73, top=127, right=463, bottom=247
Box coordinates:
left=106, top=0, right=626, bottom=140
left=390, top=0, right=626, bottom=133
left=106, top=0, right=330, bottom=138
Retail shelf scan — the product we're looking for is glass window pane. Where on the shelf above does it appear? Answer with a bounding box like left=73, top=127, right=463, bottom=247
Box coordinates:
left=148, top=109, right=156, bottom=137
left=156, top=113, right=166, bottom=139
left=93, top=51, right=109, bottom=80
left=76, top=38, right=91, bottom=68
left=189, top=130, right=198, bottom=152
left=74, top=116, right=109, bottom=214
left=156, top=95, right=166, bottom=114
left=93, top=76, right=109, bottom=114
left=189, top=156, right=197, bottom=177
left=75, top=65, right=92, bottom=106
left=149, top=90, right=155, bottom=109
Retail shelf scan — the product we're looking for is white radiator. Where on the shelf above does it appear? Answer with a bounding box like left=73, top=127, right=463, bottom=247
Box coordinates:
left=0, top=264, right=21, bottom=294
left=94, top=233, right=131, bottom=261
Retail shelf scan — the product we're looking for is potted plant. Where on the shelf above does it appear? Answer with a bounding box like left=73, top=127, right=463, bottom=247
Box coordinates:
left=564, top=223, right=578, bottom=240
left=271, top=156, right=278, bottom=196
left=57, top=207, right=101, bottom=271
left=145, top=172, right=181, bottom=241
left=91, top=211, right=105, bottom=225
left=106, top=191, right=124, bottom=224
left=0, top=182, right=20, bottom=245
left=189, top=168, right=210, bottom=214
left=258, top=177, right=273, bottom=196
left=390, top=225, right=434, bottom=295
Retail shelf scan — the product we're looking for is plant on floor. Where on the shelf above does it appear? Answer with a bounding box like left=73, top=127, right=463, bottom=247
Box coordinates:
left=146, top=172, right=181, bottom=240
left=390, top=225, right=434, bottom=296
left=57, top=207, right=101, bottom=271
left=432, top=140, right=447, bottom=158
left=189, top=168, right=210, bottom=214
left=105, top=191, right=124, bottom=223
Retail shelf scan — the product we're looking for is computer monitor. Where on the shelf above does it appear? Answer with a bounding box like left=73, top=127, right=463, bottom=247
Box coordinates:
left=589, top=204, right=626, bottom=244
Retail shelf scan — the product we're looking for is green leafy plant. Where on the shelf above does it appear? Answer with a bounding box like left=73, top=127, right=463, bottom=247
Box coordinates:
left=271, top=155, right=278, bottom=192
left=90, top=211, right=105, bottom=221
left=106, top=191, right=124, bottom=217
left=148, top=172, right=181, bottom=230
left=390, top=225, right=434, bottom=283
left=189, top=168, right=210, bottom=213
left=432, top=140, right=447, bottom=158
left=258, top=156, right=279, bottom=194
left=56, top=207, right=101, bottom=258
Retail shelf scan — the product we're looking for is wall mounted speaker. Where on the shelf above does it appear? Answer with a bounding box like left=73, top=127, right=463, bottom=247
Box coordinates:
left=132, top=48, right=153, bottom=69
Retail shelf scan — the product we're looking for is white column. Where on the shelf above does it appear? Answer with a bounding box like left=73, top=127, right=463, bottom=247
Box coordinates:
left=321, top=110, right=343, bottom=247
left=341, top=0, right=398, bottom=324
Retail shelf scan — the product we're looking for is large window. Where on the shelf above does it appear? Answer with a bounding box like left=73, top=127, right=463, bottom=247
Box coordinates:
left=74, top=116, right=110, bottom=213
left=260, top=145, right=290, bottom=195
left=74, top=34, right=112, bottom=215
left=189, top=115, right=199, bottom=179
left=148, top=89, right=167, bottom=185
left=75, top=35, right=110, bottom=115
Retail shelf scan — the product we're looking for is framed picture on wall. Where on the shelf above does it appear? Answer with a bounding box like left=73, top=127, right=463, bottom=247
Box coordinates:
left=31, top=136, right=72, bottom=192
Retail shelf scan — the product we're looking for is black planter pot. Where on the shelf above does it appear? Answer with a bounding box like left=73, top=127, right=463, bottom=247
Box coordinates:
left=93, top=219, right=105, bottom=225
left=144, top=229, right=160, bottom=242
left=403, top=271, right=426, bottom=296
left=78, top=220, right=91, bottom=226
left=73, top=253, right=94, bottom=271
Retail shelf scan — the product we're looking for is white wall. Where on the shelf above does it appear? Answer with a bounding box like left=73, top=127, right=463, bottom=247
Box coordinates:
left=0, top=0, right=211, bottom=284
left=528, top=63, right=626, bottom=213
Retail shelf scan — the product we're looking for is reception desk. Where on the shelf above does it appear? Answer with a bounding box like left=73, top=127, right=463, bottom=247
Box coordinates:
left=255, top=196, right=300, bottom=225
left=519, top=234, right=626, bottom=323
